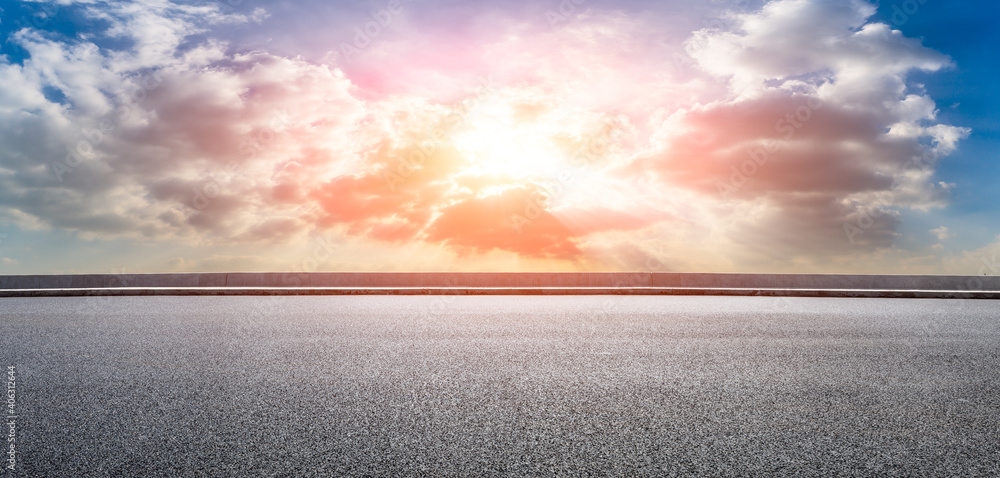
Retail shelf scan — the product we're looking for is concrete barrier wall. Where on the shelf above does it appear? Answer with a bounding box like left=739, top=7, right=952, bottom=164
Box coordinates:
left=0, top=273, right=997, bottom=291
left=0, top=273, right=229, bottom=289
left=228, top=272, right=659, bottom=288
left=649, top=273, right=1000, bottom=291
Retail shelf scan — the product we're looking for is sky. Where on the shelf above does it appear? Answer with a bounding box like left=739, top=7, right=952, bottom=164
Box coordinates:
left=0, top=0, right=998, bottom=275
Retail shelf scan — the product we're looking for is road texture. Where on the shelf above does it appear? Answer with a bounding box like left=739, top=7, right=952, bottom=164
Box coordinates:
left=1, top=296, right=999, bottom=476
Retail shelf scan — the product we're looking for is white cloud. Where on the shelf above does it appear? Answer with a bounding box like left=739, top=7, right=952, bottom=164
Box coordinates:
left=930, top=226, right=952, bottom=241
left=0, top=0, right=983, bottom=272
left=942, top=236, right=1000, bottom=276
left=623, top=0, right=970, bottom=263
left=0, top=1, right=363, bottom=245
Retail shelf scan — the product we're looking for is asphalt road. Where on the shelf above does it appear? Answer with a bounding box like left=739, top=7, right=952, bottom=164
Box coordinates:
left=1, top=296, right=999, bottom=477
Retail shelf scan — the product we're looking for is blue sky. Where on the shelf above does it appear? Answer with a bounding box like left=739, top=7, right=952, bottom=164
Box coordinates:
left=871, top=0, right=1000, bottom=250
left=0, top=0, right=998, bottom=274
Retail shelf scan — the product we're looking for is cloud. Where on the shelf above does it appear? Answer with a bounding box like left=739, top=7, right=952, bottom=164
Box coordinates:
left=0, top=0, right=282, bottom=240
left=0, top=0, right=977, bottom=271
left=686, top=0, right=951, bottom=98
left=930, top=226, right=952, bottom=241
left=620, top=0, right=969, bottom=263
left=1, top=1, right=654, bottom=262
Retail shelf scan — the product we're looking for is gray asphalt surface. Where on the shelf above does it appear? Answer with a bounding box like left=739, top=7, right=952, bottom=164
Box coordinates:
left=1, top=296, right=999, bottom=477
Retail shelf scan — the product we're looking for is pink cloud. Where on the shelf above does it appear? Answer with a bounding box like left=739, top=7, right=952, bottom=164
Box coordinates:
left=0, top=0, right=974, bottom=272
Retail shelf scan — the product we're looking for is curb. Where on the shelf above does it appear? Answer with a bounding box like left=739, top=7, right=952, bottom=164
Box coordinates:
left=2, top=287, right=999, bottom=299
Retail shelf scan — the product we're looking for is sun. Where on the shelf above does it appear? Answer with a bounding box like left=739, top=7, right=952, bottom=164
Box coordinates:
left=451, top=101, right=567, bottom=180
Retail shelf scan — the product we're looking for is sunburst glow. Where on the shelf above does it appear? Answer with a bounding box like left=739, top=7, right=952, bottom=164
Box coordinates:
left=452, top=102, right=567, bottom=180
